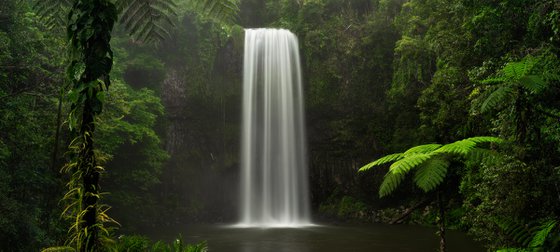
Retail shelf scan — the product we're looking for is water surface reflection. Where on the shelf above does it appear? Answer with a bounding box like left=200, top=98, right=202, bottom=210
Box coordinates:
left=152, top=223, right=483, bottom=252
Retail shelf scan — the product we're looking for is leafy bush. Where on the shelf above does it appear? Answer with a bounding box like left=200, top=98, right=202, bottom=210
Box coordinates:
left=319, top=195, right=369, bottom=220
left=115, top=234, right=207, bottom=252
left=116, top=235, right=151, bottom=251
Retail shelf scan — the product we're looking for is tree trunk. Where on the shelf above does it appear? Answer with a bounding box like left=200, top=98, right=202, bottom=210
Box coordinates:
left=65, top=0, right=117, bottom=249
left=79, top=100, right=98, bottom=251
left=50, top=90, right=63, bottom=173
left=437, top=191, right=446, bottom=252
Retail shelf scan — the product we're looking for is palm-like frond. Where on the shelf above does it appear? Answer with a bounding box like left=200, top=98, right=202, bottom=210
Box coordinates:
left=29, top=0, right=72, bottom=29
left=116, top=0, right=178, bottom=43
left=360, top=136, right=502, bottom=198
left=496, top=219, right=557, bottom=251
left=481, top=76, right=506, bottom=85
left=358, top=153, right=403, bottom=172
left=503, top=56, right=536, bottom=80
left=481, top=86, right=513, bottom=113
left=480, top=56, right=553, bottom=114
left=404, top=143, right=442, bottom=155
left=497, top=218, right=538, bottom=247
left=519, top=75, right=547, bottom=94
left=379, top=170, right=407, bottom=198
left=528, top=220, right=557, bottom=248
left=389, top=153, right=433, bottom=175
left=435, top=136, right=501, bottom=156
left=414, top=158, right=449, bottom=192
left=186, top=0, right=239, bottom=24
left=30, top=0, right=239, bottom=43
left=466, top=147, right=502, bottom=166
left=378, top=153, right=433, bottom=197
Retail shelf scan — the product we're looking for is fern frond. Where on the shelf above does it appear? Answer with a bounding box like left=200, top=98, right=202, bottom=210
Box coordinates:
left=466, top=147, right=502, bottom=166
left=481, top=77, right=506, bottom=85
left=30, top=0, right=72, bottom=29
left=543, top=72, right=560, bottom=82
left=435, top=137, right=501, bottom=156
left=389, top=153, right=433, bottom=175
left=379, top=170, right=407, bottom=198
left=414, top=157, right=449, bottom=192
left=497, top=219, right=541, bottom=247
left=186, top=0, right=239, bottom=24
left=528, top=220, right=557, bottom=248
left=503, top=57, right=536, bottom=80
left=465, top=136, right=503, bottom=144
left=434, top=139, right=476, bottom=156
left=378, top=154, right=433, bottom=197
left=358, top=153, right=404, bottom=172
left=481, top=86, right=513, bottom=113
left=117, top=0, right=178, bottom=44
left=495, top=249, right=529, bottom=252
left=404, top=144, right=442, bottom=155
left=41, top=247, right=75, bottom=252
left=519, top=75, right=546, bottom=94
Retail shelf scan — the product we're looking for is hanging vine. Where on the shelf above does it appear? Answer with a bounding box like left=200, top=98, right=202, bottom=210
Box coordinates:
left=61, top=0, right=118, bottom=250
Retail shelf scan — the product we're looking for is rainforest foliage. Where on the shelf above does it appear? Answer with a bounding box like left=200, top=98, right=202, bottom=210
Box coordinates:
left=1, top=0, right=560, bottom=251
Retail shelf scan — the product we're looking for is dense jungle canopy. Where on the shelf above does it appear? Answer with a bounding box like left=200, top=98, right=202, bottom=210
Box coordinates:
left=1, top=0, right=559, bottom=251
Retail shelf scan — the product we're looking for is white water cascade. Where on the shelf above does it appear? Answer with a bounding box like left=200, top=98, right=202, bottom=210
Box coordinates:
left=239, top=28, right=311, bottom=227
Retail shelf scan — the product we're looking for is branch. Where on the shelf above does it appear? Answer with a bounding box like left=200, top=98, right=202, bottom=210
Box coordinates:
left=389, top=197, right=433, bottom=224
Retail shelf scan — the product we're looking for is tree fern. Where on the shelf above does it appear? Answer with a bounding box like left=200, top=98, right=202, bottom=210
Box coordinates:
left=481, top=86, right=513, bottom=113
left=479, top=56, right=552, bottom=113
left=28, top=0, right=72, bottom=29
left=359, top=153, right=404, bottom=172
left=435, top=139, right=477, bottom=156
left=389, top=153, right=433, bottom=175
left=404, top=143, right=442, bottom=155
left=30, top=0, right=239, bottom=43
left=359, top=136, right=501, bottom=198
left=528, top=220, right=557, bottom=248
left=519, top=75, right=547, bottom=94
left=414, top=158, right=449, bottom=192
left=117, top=0, right=178, bottom=43
left=502, top=56, right=536, bottom=79
left=481, top=76, right=507, bottom=85
left=466, top=147, right=502, bottom=166
left=496, top=219, right=558, bottom=251
left=186, top=0, right=239, bottom=24
left=435, top=136, right=501, bottom=156
left=379, top=169, right=407, bottom=198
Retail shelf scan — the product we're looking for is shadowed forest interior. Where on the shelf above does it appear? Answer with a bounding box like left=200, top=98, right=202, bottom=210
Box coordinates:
left=1, top=0, right=560, bottom=251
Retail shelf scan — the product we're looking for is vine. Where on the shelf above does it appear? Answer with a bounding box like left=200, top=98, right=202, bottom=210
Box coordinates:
left=62, top=0, right=118, bottom=251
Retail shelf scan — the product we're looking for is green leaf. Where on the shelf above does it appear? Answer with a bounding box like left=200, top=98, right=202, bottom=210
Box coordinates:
left=404, top=144, right=442, bottom=155
left=435, top=137, right=501, bottom=156
left=187, top=0, right=239, bottom=24
left=529, top=220, right=557, bottom=248
left=435, top=139, right=476, bottom=156
left=379, top=170, right=406, bottom=198
left=358, top=153, right=404, bottom=172
left=466, top=136, right=503, bottom=144
left=481, top=77, right=506, bottom=85
left=378, top=153, right=435, bottom=197
left=519, top=75, right=546, bottom=94
left=389, top=153, right=433, bottom=175
left=503, top=57, right=536, bottom=80
left=481, top=86, right=513, bottom=113
left=117, top=0, right=178, bottom=44
left=414, top=157, right=449, bottom=192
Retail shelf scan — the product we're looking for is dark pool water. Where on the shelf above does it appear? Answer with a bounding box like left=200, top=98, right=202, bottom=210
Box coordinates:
left=152, top=223, right=484, bottom=252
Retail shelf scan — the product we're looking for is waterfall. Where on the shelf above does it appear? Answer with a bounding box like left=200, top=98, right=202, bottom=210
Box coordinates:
left=239, top=28, right=311, bottom=227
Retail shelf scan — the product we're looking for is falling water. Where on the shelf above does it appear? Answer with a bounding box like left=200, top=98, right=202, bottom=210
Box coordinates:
left=239, top=28, right=311, bottom=227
